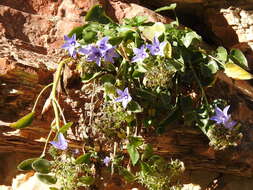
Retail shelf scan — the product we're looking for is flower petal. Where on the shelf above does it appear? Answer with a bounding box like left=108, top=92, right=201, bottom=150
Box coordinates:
left=122, top=99, right=128, bottom=109
left=223, top=105, right=230, bottom=118
left=116, top=89, right=123, bottom=96
left=224, top=120, right=237, bottom=129
left=71, top=33, right=76, bottom=41
left=64, top=35, right=70, bottom=41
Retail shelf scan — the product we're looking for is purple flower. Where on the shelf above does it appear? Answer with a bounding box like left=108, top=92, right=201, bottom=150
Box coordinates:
left=210, top=105, right=237, bottom=129
left=97, top=37, right=112, bottom=52
left=147, top=36, right=167, bottom=56
left=87, top=46, right=103, bottom=66
left=50, top=133, right=68, bottom=150
left=61, top=34, right=80, bottom=58
left=103, top=156, right=111, bottom=167
left=78, top=45, right=91, bottom=55
left=131, top=45, right=149, bottom=63
left=104, top=47, right=118, bottom=63
left=115, top=87, right=132, bottom=109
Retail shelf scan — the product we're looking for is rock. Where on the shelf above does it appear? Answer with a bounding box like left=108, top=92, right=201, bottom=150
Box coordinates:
left=204, top=6, right=253, bottom=68
left=102, top=1, right=173, bottom=23
left=2, top=0, right=253, bottom=189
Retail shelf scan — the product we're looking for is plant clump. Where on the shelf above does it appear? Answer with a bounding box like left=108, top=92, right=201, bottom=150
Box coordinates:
left=10, top=4, right=251, bottom=190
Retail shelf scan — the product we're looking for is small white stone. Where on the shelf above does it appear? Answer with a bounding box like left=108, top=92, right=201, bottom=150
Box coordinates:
left=9, top=89, right=19, bottom=94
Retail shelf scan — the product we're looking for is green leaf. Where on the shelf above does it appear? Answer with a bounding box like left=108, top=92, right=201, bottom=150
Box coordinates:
left=155, top=3, right=177, bottom=12
left=17, top=158, right=38, bottom=171
left=75, top=153, right=91, bottom=164
left=9, top=112, right=35, bottom=129
left=129, top=136, right=143, bottom=147
left=59, top=122, right=73, bottom=134
left=141, top=144, right=153, bottom=161
left=79, top=176, right=95, bottom=185
left=127, top=100, right=143, bottom=113
left=142, top=22, right=166, bottom=41
left=207, top=60, right=219, bottom=74
left=36, top=174, right=57, bottom=185
left=68, top=26, right=85, bottom=39
left=140, top=162, right=152, bottom=175
left=132, top=70, right=144, bottom=78
left=32, top=159, right=51, bottom=174
left=83, top=31, right=97, bottom=43
left=216, top=47, right=227, bottom=62
left=124, top=16, right=147, bottom=26
left=196, top=104, right=211, bottom=134
left=104, top=82, right=116, bottom=95
left=50, top=188, right=59, bottom=190
left=119, top=167, right=135, bottom=181
left=182, top=31, right=201, bottom=48
left=230, top=48, right=248, bottom=69
left=100, top=74, right=116, bottom=84
left=85, top=5, right=113, bottom=24
left=164, top=42, right=172, bottom=58
left=127, top=144, right=140, bottom=166
left=109, top=37, right=123, bottom=46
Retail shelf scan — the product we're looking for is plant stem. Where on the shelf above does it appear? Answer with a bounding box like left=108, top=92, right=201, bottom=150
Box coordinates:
left=32, top=83, right=53, bottom=112
left=89, top=80, right=96, bottom=126
left=189, top=61, right=210, bottom=113
left=40, top=129, right=53, bottom=158
left=208, top=55, right=225, bottom=66
left=54, top=98, right=67, bottom=125
left=111, top=142, right=117, bottom=175
left=51, top=58, right=71, bottom=130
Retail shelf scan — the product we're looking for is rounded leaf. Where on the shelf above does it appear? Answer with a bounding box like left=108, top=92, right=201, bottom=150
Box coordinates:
left=32, top=159, right=51, bottom=174
left=142, top=22, right=165, bottom=41
left=75, top=153, right=91, bottom=164
left=224, top=62, right=253, bottom=80
left=36, top=173, right=57, bottom=185
left=164, top=42, right=172, bottom=58
left=79, top=176, right=95, bottom=185
left=17, top=158, right=38, bottom=171
left=230, top=48, right=248, bottom=69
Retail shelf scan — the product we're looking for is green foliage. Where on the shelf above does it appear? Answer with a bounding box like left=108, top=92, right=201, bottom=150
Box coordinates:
left=85, top=5, right=113, bottom=24
left=59, top=122, right=73, bottom=134
left=79, top=176, right=95, bottom=185
left=229, top=48, right=248, bottom=69
left=14, top=4, right=246, bottom=190
left=155, top=3, right=177, bottom=12
left=32, top=159, right=51, bottom=174
left=75, top=153, right=91, bottom=164
left=127, top=136, right=143, bottom=165
left=9, top=112, right=35, bottom=129
left=36, top=174, right=57, bottom=185
left=17, top=158, right=38, bottom=171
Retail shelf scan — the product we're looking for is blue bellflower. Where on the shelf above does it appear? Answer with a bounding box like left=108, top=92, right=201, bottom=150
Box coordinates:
left=50, top=133, right=68, bottom=150
left=147, top=36, right=167, bottom=56
left=103, top=156, right=111, bottom=167
left=83, top=37, right=118, bottom=66
left=97, top=37, right=112, bottom=52
left=104, top=48, right=118, bottom=63
left=78, top=45, right=91, bottom=55
left=61, top=34, right=80, bottom=58
left=131, top=45, right=149, bottom=63
left=115, top=87, right=132, bottom=109
left=210, top=105, right=237, bottom=129
left=86, top=46, right=103, bottom=66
